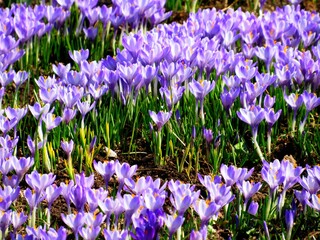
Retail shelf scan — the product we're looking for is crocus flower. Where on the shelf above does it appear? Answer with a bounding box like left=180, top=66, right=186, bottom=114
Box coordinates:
left=79, top=226, right=101, bottom=240
left=294, top=189, right=310, bottom=212
left=143, top=188, right=166, bottom=212
left=77, top=100, right=96, bottom=127
left=60, top=180, right=75, bottom=214
left=247, top=201, right=259, bottom=216
left=11, top=211, right=28, bottom=232
left=220, top=87, right=240, bottom=113
left=11, top=156, right=34, bottom=184
left=193, top=199, right=219, bottom=227
left=164, top=214, right=185, bottom=239
left=237, top=106, right=265, bottom=138
left=104, top=229, right=128, bottom=240
left=261, top=159, right=284, bottom=196
left=220, top=164, right=254, bottom=187
left=68, top=49, right=89, bottom=65
left=0, top=115, right=17, bottom=135
left=299, top=91, right=320, bottom=133
left=86, top=188, right=108, bottom=213
left=189, top=79, right=215, bottom=124
left=189, top=226, right=207, bottom=240
left=24, top=188, right=46, bottom=213
left=263, top=221, right=270, bottom=240
left=62, top=108, right=77, bottom=124
left=299, top=175, right=320, bottom=194
left=203, top=128, right=213, bottom=144
left=122, top=194, right=141, bottom=228
left=61, top=139, right=74, bottom=157
left=25, top=171, right=56, bottom=195
left=93, top=160, right=115, bottom=187
left=265, top=108, right=282, bottom=153
left=159, top=85, right=185, bottom=110
left=42, top=112, right=62, bottom=131
left=149, top=110, right=172, bottom=132
left=75, top=172, right=94, bottom=189
left=28, top=103, right=50, bottom=120
left=237, top=106, right=265, bottom=160
left=264, top=94, right=276, bottom=110
left=237, top=180, right=262, bottom=209
left=285, top=209, right=295, bottom=240
left=45, top=184, right=62, bottom=209
left=283, top=93, right=303, bottom=136
left=169, top=185, right=200, bottom=216
left=0, top=186, right=20, bottom=211
left=61, top=212, right=85, bottom=239
left=131, top=210, right=162, bottom=240
left=115, top=161, right=137, bottom=192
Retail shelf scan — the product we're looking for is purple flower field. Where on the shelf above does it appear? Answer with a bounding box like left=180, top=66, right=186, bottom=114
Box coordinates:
left=1, top=0, right=320, bottom=239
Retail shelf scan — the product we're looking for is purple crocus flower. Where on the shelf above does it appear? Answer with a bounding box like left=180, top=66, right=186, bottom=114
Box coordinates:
left=42, top=112, right=62, bottom=132
left=235, top=61, right=257, bottom=83
left=159, top=85, right=185, bottom=110
left=103, top=229, right=128, bottom=240
left=189, top=79, right=215, bottom=124
left=237, top=106, right=265, bottom=137
left=299, top=175, right=320, bottom=194
left=28, top=103, right=50, bottom=120
left=193, top=199, right=219, bottom=227
left=220, top=87, right=240, bottom=114
left=69, top=185, right=87, bottom=212
left=0, top=115, right=18, bottom=135
left=236, top=180, right=262, bottom=209
left=11, top=211, right=28, bottom=233
left=24, top=188, right=46, bottom=212
left=25, top=171, right=55, bottom=195
left=60, top=180, right=74, bottom=214
left=79, top=226, right=101, bottom=240
left=149, top=110, right=172, bottom=132
left=164, top=214, right=185, bottom=239
left=62, top=108, right=77, bottom=124
left=68, top=49, right=89, bottom=65
left=86, top=188, right=108, bottom=213
left=189, top=226, right=207, bottom=240
left=11, top=156, right=34, bottom=184
left=261, top=159, right=285, bottom=196
left=77, top=100, right=96, bottom=128
left=237, top=106, right=265, bottom=159
left=143, top=188, right=166, bottom=212
left=61, top=139, right=74, bottom=157
left=220, top=164, right=254, bottom=187
left=115, top=161, right=137, bottom=192
left=299, top=91, right=320, bottom=133
left=255, top=45, right=276, bottom=72
left=264, top=94, right=275, bottom=110
left=45, top=184, right=62, bottom=209
left=169, top=183, right=200, bottom=216
left=61, top=212, right=85, bottom=239
left=247, top=201, right=259, bottom=216
left=294, top=189, right=310, bottom=211
left=131, top=209, right=163, bottom=240
left=285, top=208, right=295, bottom=240
left=284, top=93, right=303, bottom=136
left=122, top=194, right=141, bottom=228
left=0, top=186, right=20, bottom=211
left=13, top=70, right=28, bottom=89
left=265, top=108, right=282, bottom=153
left=263, top=221, right=270, bottom=240
left=203, top=128, right=213, bottom=144
left=93, top=160, right=115, bottom=187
